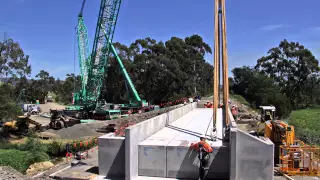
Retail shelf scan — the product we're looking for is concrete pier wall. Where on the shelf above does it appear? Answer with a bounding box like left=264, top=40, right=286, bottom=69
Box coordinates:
left=98, top=134, right=125, bottom=178
left=235, top=130, right=274, bottom=180
left=229, top=108, right=238, bottom=180
left=228, top=108, right=274, bottom=180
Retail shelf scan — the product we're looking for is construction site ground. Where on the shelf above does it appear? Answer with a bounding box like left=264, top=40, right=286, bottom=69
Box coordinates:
left=31, top=102, right=185, bottom=140
left=3, top=101, right=319, bottom=180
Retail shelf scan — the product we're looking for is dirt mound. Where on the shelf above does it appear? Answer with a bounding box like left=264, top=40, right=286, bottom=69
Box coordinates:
left=26, top=161, right=54, bottom=176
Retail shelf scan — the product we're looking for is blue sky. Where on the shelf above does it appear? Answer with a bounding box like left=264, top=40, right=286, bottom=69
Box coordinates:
left=1, top=0, right=320, bottom=79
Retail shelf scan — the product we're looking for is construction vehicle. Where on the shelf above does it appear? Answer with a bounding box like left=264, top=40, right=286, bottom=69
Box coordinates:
left=259, top=105, right=276, bottom=122
left=2, top=114, right=31, bottom=136
left=254, top=106, right=320, bottom=176
left=49, top=109, right=68, bottom=130
left=61, top=0, right=155, bottom=121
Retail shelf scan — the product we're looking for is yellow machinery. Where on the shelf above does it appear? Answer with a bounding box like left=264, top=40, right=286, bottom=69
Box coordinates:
left=3, top=115, right=30, bottom=135
left=259, top=106, right=276, bottom=122
left=261, top=107, right=320, bottom=176
left=279, top=141, right=320, bottom=176
left=264, top=120, right=295, bottom=146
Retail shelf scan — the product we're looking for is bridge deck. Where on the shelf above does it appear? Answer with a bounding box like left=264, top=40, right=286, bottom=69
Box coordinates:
left=145, top=108, right=223, bottom=146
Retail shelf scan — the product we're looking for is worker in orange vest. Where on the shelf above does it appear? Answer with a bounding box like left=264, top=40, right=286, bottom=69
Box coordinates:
left=191, top=135, right=213, bottom=180
left=231, top=105, right=238, bottom=120
left=204, top=101, right=209, bottom=108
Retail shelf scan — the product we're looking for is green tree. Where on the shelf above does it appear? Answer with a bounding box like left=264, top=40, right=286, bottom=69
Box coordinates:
left=231, top=66, right=291, bottom=117
left=0, top=38, right=31, bottom=80
left=0, top=83, right=22, bottom=121
left=255, top=39, right=320, bottom=108
left=100, top=35, right=213, bottom=104
left=54, top=74, right=80, bottom=104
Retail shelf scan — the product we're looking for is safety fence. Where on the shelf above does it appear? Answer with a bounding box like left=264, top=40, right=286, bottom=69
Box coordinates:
left=159, top=97, right=192, bottom=108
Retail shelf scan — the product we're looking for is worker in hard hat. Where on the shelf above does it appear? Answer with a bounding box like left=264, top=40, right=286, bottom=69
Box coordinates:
left=231, top=105, right=238, bottom=120
left=204, top=101, right=209, bottom=108
left=205, top=101, right=213, bottom=108
left=191, top=135, right=213, bottom=180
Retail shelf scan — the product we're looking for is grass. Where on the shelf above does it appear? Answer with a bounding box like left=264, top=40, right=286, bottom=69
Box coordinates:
left=0, top=138, right=52, bottom=174
left=0, top=136, right=99, bottom=173
left=230, top=94, right=250, bottom=106
left=0, top=149, right=30, bottom=173
left=289, top=106, right=320, bottom=145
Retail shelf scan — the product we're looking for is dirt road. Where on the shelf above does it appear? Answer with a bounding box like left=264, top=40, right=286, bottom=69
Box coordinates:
left=38, top=103, right=65, bottom=113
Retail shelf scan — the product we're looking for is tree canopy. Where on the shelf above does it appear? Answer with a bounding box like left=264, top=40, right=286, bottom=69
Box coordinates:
left=0, top=35, right=214, bottom=122
left=103, top=35, right=213, bottom=104
left=2, top=37, right=320, bottom=122
left=230, top=39, right=320, bottom=117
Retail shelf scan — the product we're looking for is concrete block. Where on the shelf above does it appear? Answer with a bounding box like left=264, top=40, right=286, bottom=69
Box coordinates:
left=166, top=140, right=198, bottom=179
left=206, top=146, right=230, bottom=179
left=98, top=135, right=125, bottom=178
left=138, top=140, right=169, bottom=177
left=235, top=130, right=274, bottom=180
left=166, top=140, right=229, bottom=179
left=125, top=114, right=168, bottom=180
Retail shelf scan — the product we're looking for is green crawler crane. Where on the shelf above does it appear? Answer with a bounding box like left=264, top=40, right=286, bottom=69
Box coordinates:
left=64, top=0, right=150, bottom=120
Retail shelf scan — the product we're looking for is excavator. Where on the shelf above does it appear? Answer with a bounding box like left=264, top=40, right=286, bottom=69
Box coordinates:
left=1, top=89, right=30, bottom=135
left=61, top=0, right=154, bottom=121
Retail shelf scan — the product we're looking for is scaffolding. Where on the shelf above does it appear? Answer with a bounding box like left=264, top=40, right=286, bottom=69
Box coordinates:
left=279, top=140, right=320, bottom=176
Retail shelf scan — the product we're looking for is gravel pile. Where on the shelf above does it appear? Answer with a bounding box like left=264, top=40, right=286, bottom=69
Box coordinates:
left=46, top=122, right=105, bottom=139
left=0, top=166, right=25, bottom=180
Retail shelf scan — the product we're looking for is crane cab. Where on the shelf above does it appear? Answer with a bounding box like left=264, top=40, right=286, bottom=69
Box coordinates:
left=259, top=106, right=276, bottom=122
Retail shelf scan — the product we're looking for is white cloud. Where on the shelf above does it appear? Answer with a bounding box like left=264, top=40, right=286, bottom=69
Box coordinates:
left=259, top=24, right=290, bottom=31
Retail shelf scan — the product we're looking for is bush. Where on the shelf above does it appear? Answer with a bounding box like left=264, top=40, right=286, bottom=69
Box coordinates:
left=0, top=149, right=30, bottom=173
left=18, top=138, right=47, bottom=152
left=47, top=140, right=65, bottom=157
left=26, top=151, right=50, bottom=165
